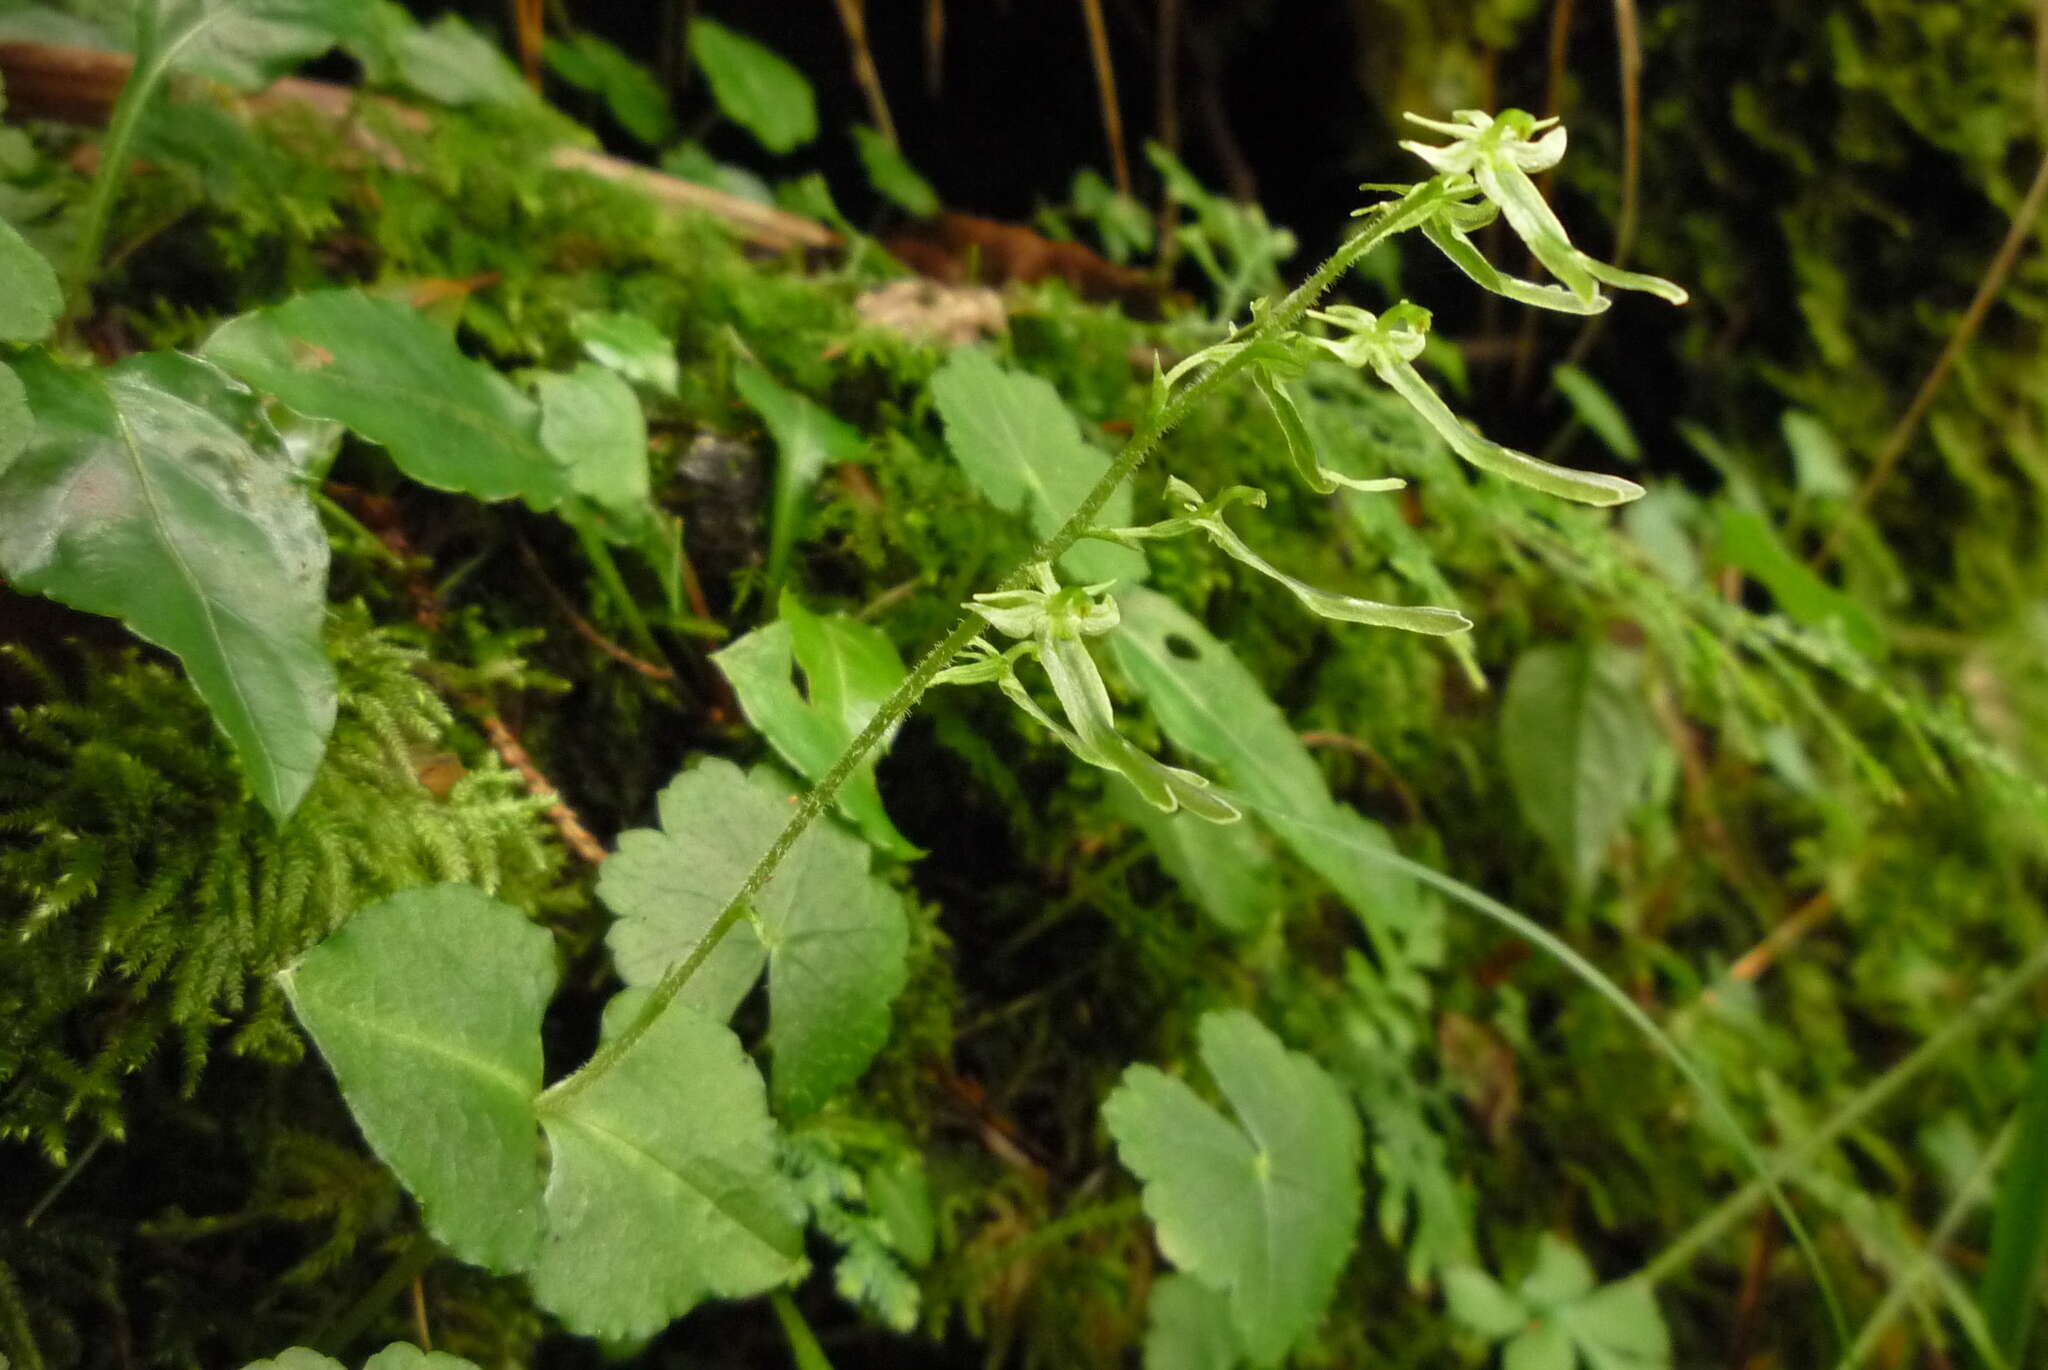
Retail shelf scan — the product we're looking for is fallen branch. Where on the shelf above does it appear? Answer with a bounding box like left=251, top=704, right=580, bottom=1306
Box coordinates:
left=0, top=40, right=837, bottom=254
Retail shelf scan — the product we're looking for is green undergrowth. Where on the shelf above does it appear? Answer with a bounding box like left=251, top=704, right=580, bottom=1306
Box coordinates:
left=0, top=5, right=2044, bottom=1368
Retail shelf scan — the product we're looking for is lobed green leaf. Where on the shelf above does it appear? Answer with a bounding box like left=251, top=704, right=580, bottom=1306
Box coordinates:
left=598, top=759, right=910, bottom=1113
left=1105, top=1010, right=1362, bottom=1366
left=533, top=990, right=804, bottom=1338
left=278, top=885, right=554, bottom=1272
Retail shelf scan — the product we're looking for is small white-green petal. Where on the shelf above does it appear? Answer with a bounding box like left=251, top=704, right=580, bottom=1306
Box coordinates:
left=1508, top=123, right=1568, bottom=173
left=1421, top=218, right=1611, bottom=316
left=1476, top=161, right=1598, bottom=301
left=1191, top=500, right=1471, bottom=636
left=1583, top=256, right=1691, bottom=305
left=1373, top=354, right=1643, bottom=507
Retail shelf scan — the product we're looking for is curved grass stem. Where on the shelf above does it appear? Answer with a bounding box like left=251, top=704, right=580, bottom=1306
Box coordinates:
left=539, top=180, right=1452, bottom=1109
left=1638, top=937, right=2048, bottom=1288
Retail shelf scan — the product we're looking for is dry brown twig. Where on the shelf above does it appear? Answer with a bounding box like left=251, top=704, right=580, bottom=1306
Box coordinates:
left=1078, top=0, right=1131, bottom=196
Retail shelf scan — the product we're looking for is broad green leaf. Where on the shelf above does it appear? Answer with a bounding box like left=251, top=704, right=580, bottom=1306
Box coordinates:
left=1980, top=1026, right=2048, bottom=1363
left=536, top=362, right=658, bottom=542
left=1444, top=1267, right=1527, bottom=1339
left=1558, top=1281, right=1671, bottom=1370
left=362, top=1350, right=483, bottom=1370
left=713, top=592, right=919, bottom=858
left=1448, top=1240, right=1669, bottom=1370
left=1503, top=1321, right=1576, bottom=1370
left=1104, top=1010, right=1362, bottom=1366
left=536, top=361, right=674, bottom=609
left=928, top=347, right=1143, bottom=584
left=1070, top=167, right=1153, bottom=264
left=688, top=18, right=817, bottom=154
left=734, top=365, right=865, bottom=591
left=531, top=992, right=804, bottom=1337
left=278, top=885, right=554, bottom=1273
left=574, top=311, right=679, bottom=397
left=544, top=32, right=674, bottom=146
left=0, top=361, right=29, bottom=473
left=1621, top=485, right=1701, bottom=587
left=866, top=1151, right=936, bottom=1267
left=1520, top=1233, right=1598, bottom=1306
left=663, top=140, right=778, bottom=205
left=139, top=0, right=372, bottom=89
left=1781, top=409, right=1854, bottom=500
left=1498, top=642, right=1662, bottom=897
left=240, top=1353, right=344, bottom=1370
left=0, top=218, right=60, bottom=341
left=598, top=759, right=910, bottom=1113
left=1146, top=1274, right=1245, bottom=1370
left=0, top=351, right=336, bottom=818
left=354, top=7, right=533, bottom=107
left=853, top=125, right=940, bottom=217
left=204, top=289, right=569, bottom=510
left=1110, top=588, right=1433, bottom=943
left=239, top=1348, right=482, bottom=1370
left=1552, top=364, right=1640, bottom=463
left=1715, top=507, right=1883, bottom=657
left=1116, top=790, right=1280, bottom=935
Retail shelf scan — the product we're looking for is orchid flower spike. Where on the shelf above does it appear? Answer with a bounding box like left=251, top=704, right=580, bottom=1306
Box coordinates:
left=1400, top=108, right=1688, bottom=309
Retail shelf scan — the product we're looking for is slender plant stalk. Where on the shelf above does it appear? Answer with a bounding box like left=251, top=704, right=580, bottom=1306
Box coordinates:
left=1833, top=1122, right=2014, bottom=1370
left=539, top=180, right=1454, bottom=1109
left=830, top=0, right=897, bottom=146
left=1235, top=792, right=1850, bottom=1343
left=1638, top=936, right=2048, bottom=1287
left=1976, top=1024, right=2048, bottom=1362
left=769, top=1289, right=836, bottom=1370
left=574, top=526, right=668, bottom=668
left=1811, top=147, right=2048, bottom=568
left=67, top=5, right=204, bottom=314
left=1078, top=0, right=1132, bottom=195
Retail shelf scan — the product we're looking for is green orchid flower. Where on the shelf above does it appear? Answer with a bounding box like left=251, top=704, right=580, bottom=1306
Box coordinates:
left=941, top=568, right=1239, bottom=823
left=1307, top=303, right=1645, bottom=507
left=1400, top=108, right=1687, bottom=308
left=1097, top=479, right=1470, bottom=635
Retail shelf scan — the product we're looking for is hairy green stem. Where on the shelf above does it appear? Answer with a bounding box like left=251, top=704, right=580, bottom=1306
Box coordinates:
left=539, top=180, right=1452, bottom=1108
left=1638, top=937, right=2048, bottom=1287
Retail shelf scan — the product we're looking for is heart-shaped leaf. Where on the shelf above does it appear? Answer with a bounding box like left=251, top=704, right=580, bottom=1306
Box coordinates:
left=278, top=885, right=555, bottom=1272
left=0, top=351, right=336, bottom=817
left=598, top=759, right=910, bottom=1114
left=531, top=991, right=805, bottom=1337
left=1145, top=1273, right=1246, bottom=1370
left=1105, top=1010, right=1362, bottom=1366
